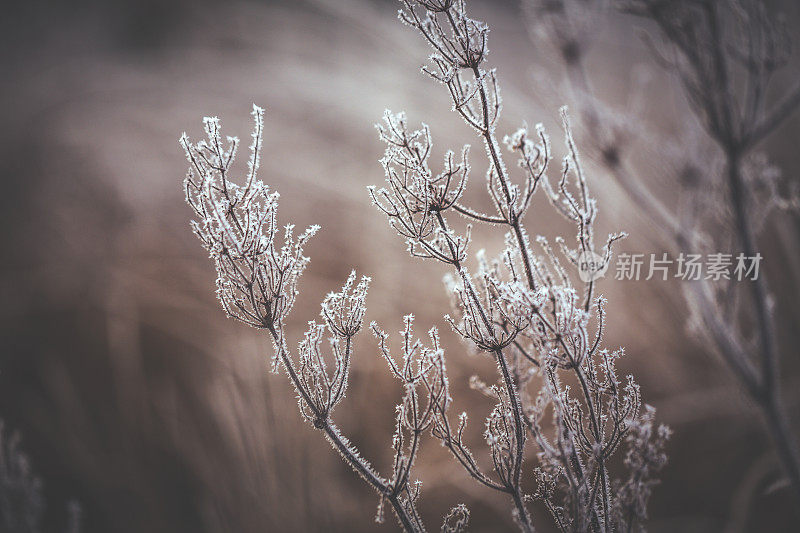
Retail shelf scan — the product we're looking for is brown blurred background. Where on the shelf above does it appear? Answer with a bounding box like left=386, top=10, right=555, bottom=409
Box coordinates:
left=1, top=0, right=799, bottom=531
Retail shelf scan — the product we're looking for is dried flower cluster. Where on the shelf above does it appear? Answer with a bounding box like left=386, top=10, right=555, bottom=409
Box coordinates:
left=181, top=109, right=318, bottom=343
left=182, top=105, right=455, bottom=533
left=180, top=0, right=668, bottom=531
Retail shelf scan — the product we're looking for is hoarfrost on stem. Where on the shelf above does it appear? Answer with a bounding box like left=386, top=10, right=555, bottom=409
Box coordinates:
left=180, top=1, right=669, bottom=531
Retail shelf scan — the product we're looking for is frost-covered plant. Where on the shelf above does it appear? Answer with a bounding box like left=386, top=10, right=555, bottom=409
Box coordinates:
left=0, top=422, right=82, bottom=533
left=181, top=106, right=463, bottom=532
left=369, top=1, right=667, bottom=530
left=526, top=0, right=800, bottom=500
left=0, top=422, right=44, bottom=533
left=180, top=0, right=668, bottom=531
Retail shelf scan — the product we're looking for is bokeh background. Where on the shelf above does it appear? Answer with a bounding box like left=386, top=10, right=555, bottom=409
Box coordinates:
left=2, top=0, right=799, bottom=531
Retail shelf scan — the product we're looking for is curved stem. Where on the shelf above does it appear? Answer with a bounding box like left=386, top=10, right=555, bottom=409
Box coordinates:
left=726, top=154, right=800, bottom=500
left=575, top=366, right=610, bottom=530
left=761, top=395, right=800, bottom=500
left=267, top=326, right=424, bottom=531
left=433, top=211, right=532, bottom=532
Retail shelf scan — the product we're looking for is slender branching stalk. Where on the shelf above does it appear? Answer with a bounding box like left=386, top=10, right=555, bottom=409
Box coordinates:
left=370, top=1, right=668, bottom=530
left=180, top=108, right=455, bottom=532
left=180, top=1, right=668, bottom=531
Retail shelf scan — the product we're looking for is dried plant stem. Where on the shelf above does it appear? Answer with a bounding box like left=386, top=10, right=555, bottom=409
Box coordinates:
left=761, top=395, right=800, bottom=495
left=468, top=58, right=616, bottom=525
left=267, top=326, right=425, bottom=532
left=182, top=2, right=669, bottom=531
left=743, top=82, right=800, bottom=151
left=435, top=210, right=534, bottom=532
left=471, top=75, right=613, bottom=529
left=726, top=153, right=800, bottom=498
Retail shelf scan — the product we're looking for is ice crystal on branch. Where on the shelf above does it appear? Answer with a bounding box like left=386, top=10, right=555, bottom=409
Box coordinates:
left=181, top=1, right=669, bottom=531
left=181, top=108, right=464, bottom=532
left=612, top=406, right=671, bottom=531
left=371, top=110, right=472, bottom=263
left=181, top=105, right=318, bottom=341
left=373, top=315, right=451, bottom=519
left=322, top=271, right=370, bottom=338
left=369, top=1, right=669, bottom=531
left=441, top=503, right=470, bottom=533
